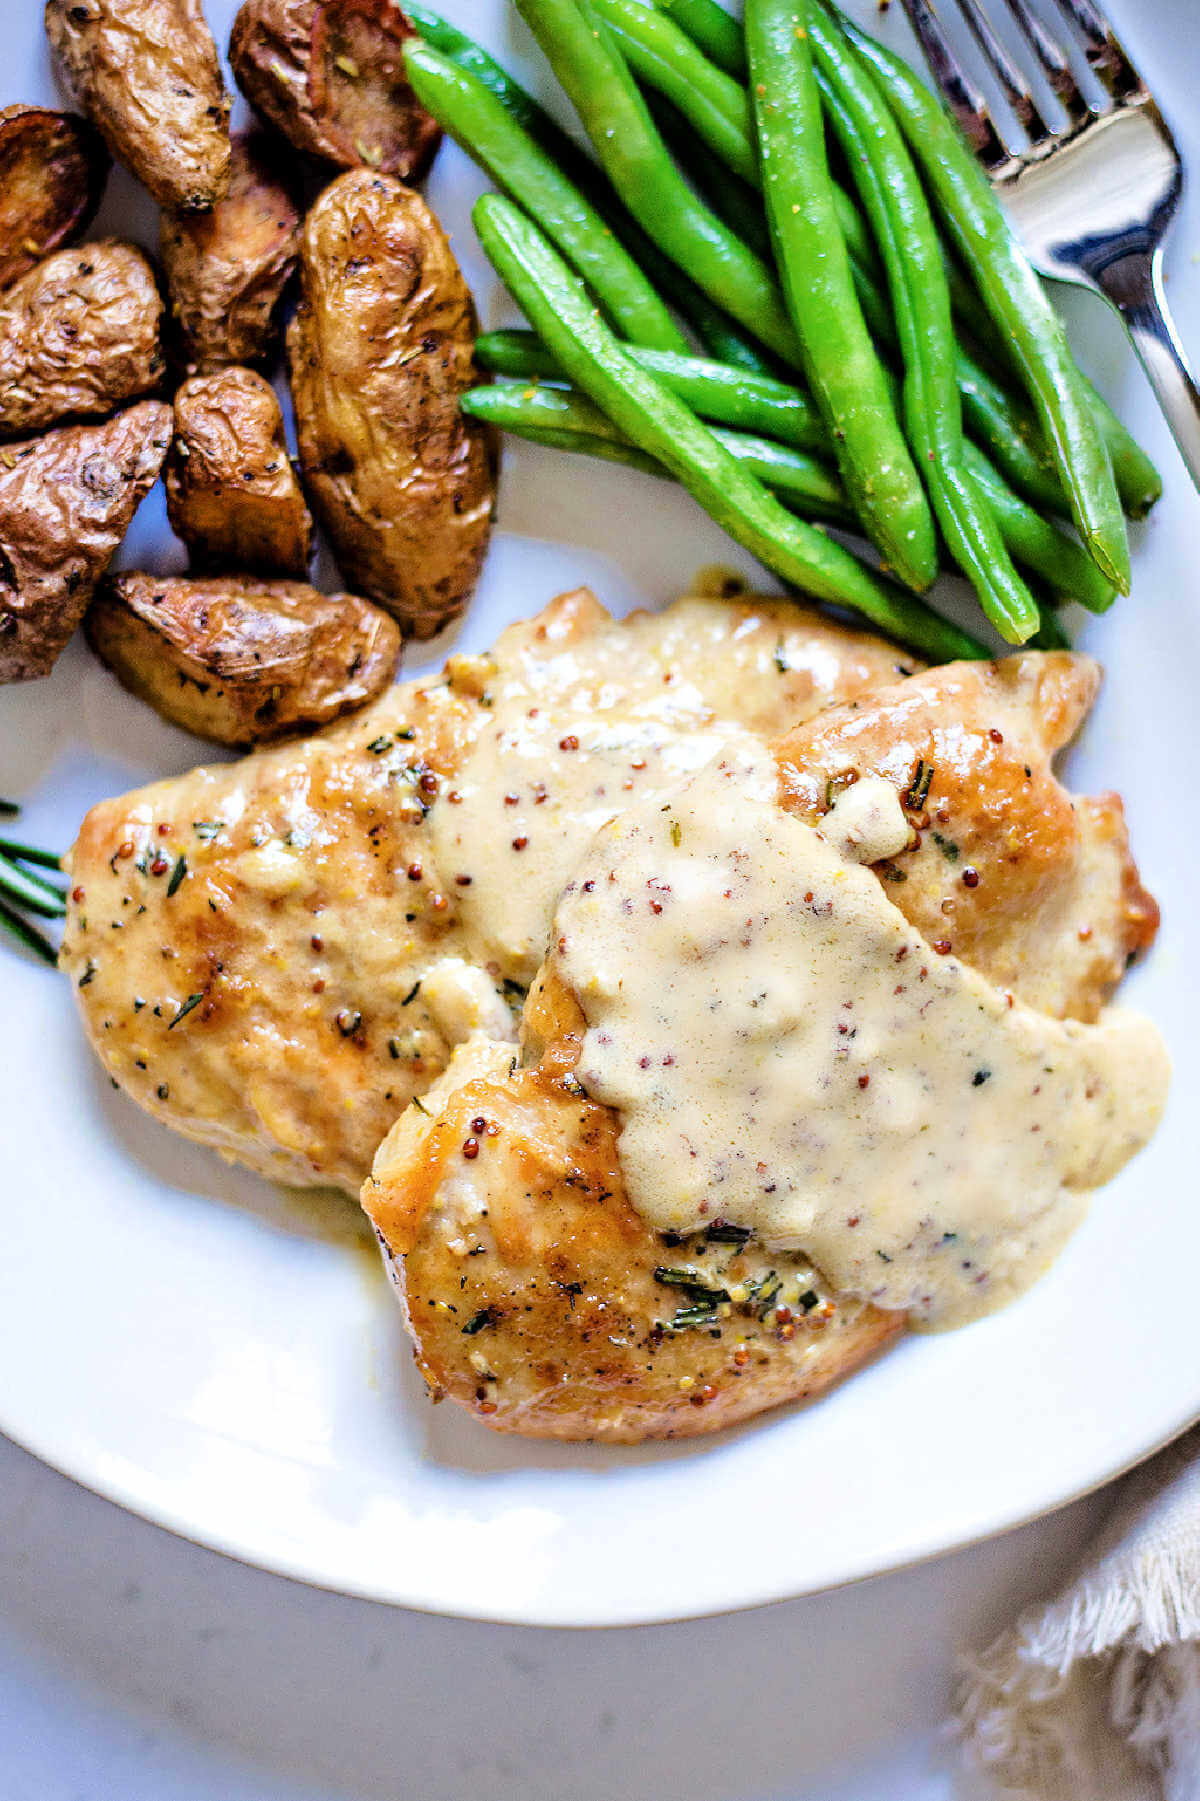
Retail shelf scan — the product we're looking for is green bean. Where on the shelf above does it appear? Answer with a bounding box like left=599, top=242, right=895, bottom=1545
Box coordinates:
left=405, top=7, right=784, bottom=372
left=0, top=895, right=57, bottom=966
left=949, top=264, right=1161, bottom=518
left=808, top=2, right=1037, bottom=643
left=402, top=41, right=686, bottom=352
left=962, top=445, right=1115, bottom=613
left=592, top=0, right=760, bottom=185
left=1080, top=375, right=1162, bottom=519
left=746, top=0, right=937, bottom=592
left=512, top=0, right=804, bottom=365
left=475, top=330, right=829, bottom=451
left=472, top=195, right=986, bottom=661
left=463, top=381, right=853, bottom=517
left=657, top=0, right=1159, bottom=528
left=842, top=18, right=1129, bottom=594
left=1029, top=607, right=1072, bottom=650
left=954, top=346, right=1065, bottom=513
left=405, top=5, right=598, bottom=183
left=468, top=352, right=1106, bottom=607
left=646, top=93, right=773, bottom=266
left=657, top=0, right=747, bottom=77
left=602, top=4, right=882, bottom=276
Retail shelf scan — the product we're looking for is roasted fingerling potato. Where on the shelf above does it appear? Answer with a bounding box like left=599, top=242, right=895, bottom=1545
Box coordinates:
left=0, top=400, right=172, bottom=684
left=44, top=0, right=231, bottom=211
left=85, top=572, right=401, bottom=744
left=288, top=170, right=496, bottom=638
left=165, top=367, right=314, bottom=577
left=160, top=132, right=301, bottom=375
left=0, top=241, right=165, bottom=440
left=229, top=0, right=441, bottom=181
left=0, top=104, right=110, bottom=294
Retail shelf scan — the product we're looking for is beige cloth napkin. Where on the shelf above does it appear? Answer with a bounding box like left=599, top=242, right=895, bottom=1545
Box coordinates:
left=953, top=1427, right=1200, bottom=1801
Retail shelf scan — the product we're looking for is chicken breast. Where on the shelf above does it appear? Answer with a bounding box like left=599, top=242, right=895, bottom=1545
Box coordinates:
left=362, top=651, right=1160, bottom=1441
left=62, top=588, right=912, bottom=1190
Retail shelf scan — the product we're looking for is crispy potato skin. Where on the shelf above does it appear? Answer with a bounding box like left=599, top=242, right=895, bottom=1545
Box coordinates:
left=85, top=572, right=401, bottom=745
left=165, top=368, right=314, bottom=577
left=288, top=170, right=496, bottom=637
left=0, top=401, right=171, bottom=683
left=44, top=0, right=231, bottom=211
left=160, top=132, right=301, bottom=375
left=0, top=240, right=165, bottom=439
left=0, top=105, right=109, bottom=293
left=229, top=0, right=441, bottom=181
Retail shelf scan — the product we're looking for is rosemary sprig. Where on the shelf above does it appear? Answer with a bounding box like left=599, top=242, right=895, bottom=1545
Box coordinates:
left=0, top=848, right=66, bottom=918
left=0, top=895, right=57, bottom=965
left=0, top=835, right=63, bottom=872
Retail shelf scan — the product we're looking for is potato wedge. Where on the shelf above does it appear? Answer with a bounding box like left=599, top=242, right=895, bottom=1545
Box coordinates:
left=230, top=0, right=440, bottom=181
left=0, top=240, right=165, bottom=439
left=85, top=573, right=401, bottom=744
left=0, top=104, right=109, bottom=294
left=160, top=132, right=301, bottom=375
left=0, top=401, right=171, bottom=684
left=165, top=367, right=314, bottom=577
left=44, top=0, right=231, bottom=211
left=288, top=170, right=495, bottom=638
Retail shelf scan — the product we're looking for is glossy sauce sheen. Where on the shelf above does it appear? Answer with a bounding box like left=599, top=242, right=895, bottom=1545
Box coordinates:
left=554, top=752, right=1170, bottom=1327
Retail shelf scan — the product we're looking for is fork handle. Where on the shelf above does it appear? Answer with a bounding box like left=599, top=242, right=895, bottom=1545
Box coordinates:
left=1096, top=247, right=1200, bottom=492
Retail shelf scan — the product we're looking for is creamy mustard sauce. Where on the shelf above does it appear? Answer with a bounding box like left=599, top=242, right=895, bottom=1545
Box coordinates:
left=428, top=598, right=915, bottom=986
left=553, top=752, right=1169, bottom=1328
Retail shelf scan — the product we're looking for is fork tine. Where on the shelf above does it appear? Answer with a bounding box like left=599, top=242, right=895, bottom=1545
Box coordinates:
left=1049, top=0, right=1146, bottom=100
left=897, top=0, right=1012, bottom=168
left=953, top=0, right=1054, bottom=144
left=996, top=0, right=1090, bottom=125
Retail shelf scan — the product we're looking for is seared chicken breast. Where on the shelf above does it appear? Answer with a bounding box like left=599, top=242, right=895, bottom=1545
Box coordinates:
left=363, top=652, right=1160, bottom=1441
left=63, top=589, right=912, bottom=1190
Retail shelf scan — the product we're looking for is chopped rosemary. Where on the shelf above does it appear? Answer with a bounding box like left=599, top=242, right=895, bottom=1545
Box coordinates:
left=192, top=821, right=224, bottom=840
left=653, top=1267, right=731, bottom=1305
left=367, top=735, right=392, bottom=755
left=903, top=757, right=935, bottom=811
left=168, top=991, right=204, bottom=1029
left=166, top=855, right=188, bottom=897
left=931, top=831, right=959, bottom=862
left=661, top=1302, right=720, bottom=1332
left=412, top=1096, right=431, bottom=1116
left=401, top=980, right=421, bottom=1007
left=774, top=639, right=789, bottom=674
left=706, top=1222, right=752, bottom=1245
left=462, top=1307, right=496, bottom=1335
left=748, top=1273, right=782, bottom=1318
left=77, top=960, right=96, bottom=987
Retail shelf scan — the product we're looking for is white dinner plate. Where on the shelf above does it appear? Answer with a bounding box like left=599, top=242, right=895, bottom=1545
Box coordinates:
left=1, top=0, right=1197, bottom=1629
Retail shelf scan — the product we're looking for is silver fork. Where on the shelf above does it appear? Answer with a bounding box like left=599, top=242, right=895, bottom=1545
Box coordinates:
left=899, top=0, right=1200, bottom=488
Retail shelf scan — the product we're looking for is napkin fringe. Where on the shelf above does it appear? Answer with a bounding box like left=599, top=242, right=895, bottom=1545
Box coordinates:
left=1028, top=1541, right=1200, bottom=1667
